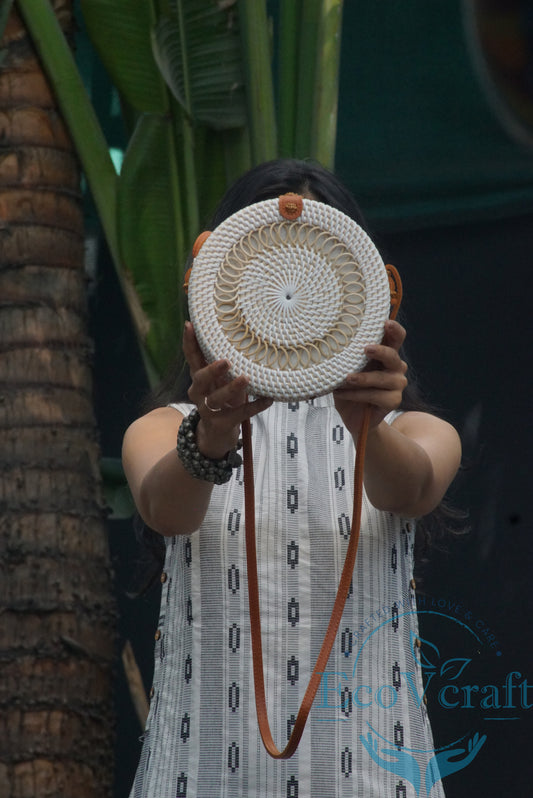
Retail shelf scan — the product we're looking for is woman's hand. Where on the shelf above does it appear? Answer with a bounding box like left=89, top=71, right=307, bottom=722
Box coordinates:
left=122, top=322, right=273, bottom=537
left=333, top=320, right=408, bottom=438
left=184, top=321, right=272, bottom=459
left=331, top=319, right=461, bottom=517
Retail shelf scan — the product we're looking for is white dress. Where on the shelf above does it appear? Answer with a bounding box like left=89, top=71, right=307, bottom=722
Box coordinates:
left=129, top=397, right=445, bottom=798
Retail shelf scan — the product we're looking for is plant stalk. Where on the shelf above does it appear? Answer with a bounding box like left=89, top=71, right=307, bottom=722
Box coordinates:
left=277, top=0, right=301, bottom=158
left=237, top=0, right=277, bottom=164
left=311, top=0, right=344, bottom=169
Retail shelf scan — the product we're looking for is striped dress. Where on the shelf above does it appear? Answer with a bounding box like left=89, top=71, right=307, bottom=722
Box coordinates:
left=129, top=396, right=444, bottom=798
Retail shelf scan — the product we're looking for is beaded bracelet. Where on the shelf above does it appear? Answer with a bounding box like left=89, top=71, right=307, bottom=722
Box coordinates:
left=176, top=408, right=242, bottom=484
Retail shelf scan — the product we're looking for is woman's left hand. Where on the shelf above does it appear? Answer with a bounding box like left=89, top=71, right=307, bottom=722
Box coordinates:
left=333, top=319, right=408, bottom=438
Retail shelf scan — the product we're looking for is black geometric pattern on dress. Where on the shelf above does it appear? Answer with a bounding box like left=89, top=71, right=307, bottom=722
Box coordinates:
left=341, top=627, right=352, bottom=658
left=287, top=486, right=298, bottom=514
left=341, top=686, right=352, bottom=717
left=391, top=543, right=398, bottom=573
left=288, top=597, right=299, bottom=627
left=228, top=681, right=239, bottom=713
left=286, top=775, right=299, bottom=797
left=392, top=661, right=402, bottom=691
left=180, top=713, right=190, bottom=743
left=287, top=656, right=299, bottom=686
left=402, top=524, right=411, bottom=555
left=185, top=537, right=192, bottom=566
left=235, top=464, right=244, bottom=486
left=287, top=541, right=299, bottom=569
left=227, top=742, right=239, bottom=773
left=332, top=424, right=344, bottom=444
left=396, top=781, right=408, bottom=798
left=287, top=714, right=296, bottom=740
left=341, top=746, right=353, bottom=778
left=227, top=509, right=241, bottom=535
left=227, top=564, right=240, bottom=594
left=288, top=401, right=299, bottom=412
left=184, top=654, right=192, bottom=684
left=391, top=602, right=399, bottom=632
left=286, top=432, right=298, bottom=458
left=334, top=466, right=345, bottom=491
left=338, top=513, right=350, bottom=540
left=228, top=623, right=240, bottom=653
left=394, top=720, right=405, bottom=750
left=176, top=771, right=187, bottom=797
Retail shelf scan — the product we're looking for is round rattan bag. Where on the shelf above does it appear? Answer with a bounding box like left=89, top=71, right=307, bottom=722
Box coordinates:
left=187, top=195, right=393, bottom=401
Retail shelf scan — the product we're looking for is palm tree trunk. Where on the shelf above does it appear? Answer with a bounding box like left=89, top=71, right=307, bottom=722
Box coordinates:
left=0, top=4, right=116, bottom=797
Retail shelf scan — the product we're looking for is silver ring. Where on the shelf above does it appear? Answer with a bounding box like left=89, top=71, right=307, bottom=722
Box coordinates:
left=204, top=396, right=222, bottom=413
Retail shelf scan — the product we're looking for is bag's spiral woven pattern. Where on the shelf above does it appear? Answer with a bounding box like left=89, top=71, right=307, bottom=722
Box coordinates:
left=188, top=198, right=390, bottom=400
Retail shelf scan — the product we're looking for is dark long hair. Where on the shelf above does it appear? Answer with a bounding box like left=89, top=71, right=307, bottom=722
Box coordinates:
left=130, top=159, right=464, bottom=594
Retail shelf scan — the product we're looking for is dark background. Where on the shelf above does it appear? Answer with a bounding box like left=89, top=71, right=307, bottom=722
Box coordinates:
left=82, top=1, right=533, bottom=794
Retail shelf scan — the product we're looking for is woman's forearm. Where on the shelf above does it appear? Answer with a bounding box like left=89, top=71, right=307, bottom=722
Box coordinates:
left=359, top=413, right=461, bottom=518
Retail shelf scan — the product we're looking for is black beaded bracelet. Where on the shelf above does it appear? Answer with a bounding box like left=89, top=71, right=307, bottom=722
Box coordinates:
left=176, top=408, right=242, bottom=484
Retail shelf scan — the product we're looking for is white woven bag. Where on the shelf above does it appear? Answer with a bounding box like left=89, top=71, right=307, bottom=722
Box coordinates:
left=187, top=195, right=391, bottom=401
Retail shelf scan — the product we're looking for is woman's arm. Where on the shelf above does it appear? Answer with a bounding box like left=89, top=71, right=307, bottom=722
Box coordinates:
left=360, top=411, right=461, bottom=517
left=333, top=320, right=462, bottom=517
left=122, top=323, right=272, bottom=536
left=122, top=406, right=215, bottom=537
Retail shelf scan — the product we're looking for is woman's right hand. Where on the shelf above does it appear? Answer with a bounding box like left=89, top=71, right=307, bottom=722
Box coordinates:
left=183, top=321, right=273, bottom=459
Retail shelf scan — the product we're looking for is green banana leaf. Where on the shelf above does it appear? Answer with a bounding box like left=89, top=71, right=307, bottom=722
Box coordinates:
left=80, top=0, right=168, bottom=113
left=152, top=5, right=246, bottom=129
left=117, top=113, right=186, bottom=375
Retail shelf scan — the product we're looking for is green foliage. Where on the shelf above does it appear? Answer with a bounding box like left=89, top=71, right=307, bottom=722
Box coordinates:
left=100, top=457, right=136, bottom=519
left=18, top=0, right=344, bottom=384
left=152, top=4, right=246, bottom=129
left=80, top=0, right=251, bottom=375
left=80, top=0, right=168, bottom=114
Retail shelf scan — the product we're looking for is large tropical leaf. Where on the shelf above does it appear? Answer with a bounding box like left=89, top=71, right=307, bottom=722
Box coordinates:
left=152, top=1, right=246, bottom=129
left=117, top=113, right=185, bottom=374
left=80, top=0, right=168, bottom=113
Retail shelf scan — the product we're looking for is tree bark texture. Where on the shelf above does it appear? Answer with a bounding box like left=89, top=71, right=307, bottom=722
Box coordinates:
left=0, top=4, right=116, bottom=797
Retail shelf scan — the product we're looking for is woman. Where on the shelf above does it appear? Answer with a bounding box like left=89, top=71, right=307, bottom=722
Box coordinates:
left=122, top=160, right=461, bottom=798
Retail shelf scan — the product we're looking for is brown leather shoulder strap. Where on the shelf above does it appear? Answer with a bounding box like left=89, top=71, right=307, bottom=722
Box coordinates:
left=243, top=408, right=370, bottom=758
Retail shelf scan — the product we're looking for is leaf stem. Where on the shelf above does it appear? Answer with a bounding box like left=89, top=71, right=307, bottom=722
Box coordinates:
left=277, top=0, right=301, bottom=157
left=311, top=0, right=344, bottom=169
left=237, top=0, right=277, bottom=163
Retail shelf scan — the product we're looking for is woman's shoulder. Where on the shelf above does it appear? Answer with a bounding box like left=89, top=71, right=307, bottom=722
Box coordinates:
left=122, top=405, right=185, bottom=452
